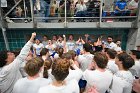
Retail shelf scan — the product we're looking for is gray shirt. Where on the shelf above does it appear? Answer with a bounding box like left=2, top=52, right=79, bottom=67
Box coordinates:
left=13, top=77, right=51, bottom=93
left=0, top=41, right=33, bottom=93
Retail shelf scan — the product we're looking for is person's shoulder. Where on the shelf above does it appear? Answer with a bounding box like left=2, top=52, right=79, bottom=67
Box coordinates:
left=38, top=85, right=50, bottom=93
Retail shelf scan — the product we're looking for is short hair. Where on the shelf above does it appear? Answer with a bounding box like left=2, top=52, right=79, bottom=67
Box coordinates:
left=61, top=53, right=72, bottom=60
left=83, top=43, right=92, bottom=52
left=108, top=36, right=113, bottom=39
left=116, top=53, right=134, bottom=70
left=0, top=50, right=9, bottom=67
left=51, top=58, right=70, bottom=81
left=67, top=50, right=76, bottom=60
left=40, top=48, right=49, bottom=56
left=94, top=52, right=108, bottom=69
left=107, top=49, right=117, bottom=59
left=130, top=50, right=140, bottom=59
left=24, top=57, right=44, bottom=76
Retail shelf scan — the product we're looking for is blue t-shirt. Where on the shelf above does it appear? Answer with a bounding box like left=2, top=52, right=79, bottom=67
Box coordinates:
left=115, top=1, right=127, bottom=10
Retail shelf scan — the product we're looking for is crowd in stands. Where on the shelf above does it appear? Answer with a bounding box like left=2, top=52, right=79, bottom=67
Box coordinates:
left=1, top=0, right=139, bottom=22
left=0, top=32, right=140, bottom=93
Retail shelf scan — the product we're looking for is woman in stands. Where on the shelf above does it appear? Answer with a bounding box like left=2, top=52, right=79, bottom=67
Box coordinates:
left=13, top=57, right=51, bottom=93
left=111, top=52, right=134, bottom=93
left=83, top=52, right=113, bottom=93
left=38, top=58, right=79, bottom=93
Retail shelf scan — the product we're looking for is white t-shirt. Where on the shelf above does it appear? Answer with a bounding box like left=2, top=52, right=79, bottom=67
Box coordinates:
left=65, top=66, right=83, bottom=82
left=56, top=41, right=65, bottom=48
left=48, top=66, right=83, bottom=82
left=38, top=79, right=79, bottom=93
left=130, top=60, right=140, bottom=77
left=129, top=0, right=138, bottom=8
left=66, top=41, right=76, bottom=51
left=106, top=60, right=119, bottom=74
left=45, top=44, right=56, bottom=55
left=111, top=71, right=134, bottom=93
left=76, top=4, right=87, bottom=12
left=33, top=43, right=44, bottom=55
left=83, top=69, right=113, bottom=93
left=13, top=77, right=51, bottom=93
left=76, top=42, right=83, bottom=51
left=77, top=53, right=94, bottom=71
left=114, top=46, right=122, bottom=52
left=108, top=42, right=117, bottom=50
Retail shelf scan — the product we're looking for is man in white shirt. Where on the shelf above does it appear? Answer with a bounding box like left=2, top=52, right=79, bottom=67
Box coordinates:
left=106, top=36, right=117, bottom=50
left=106, top=49, right=119, bottom=74
left=0, top=32, right=36, bottom=93
left=13, top=57, right=51, bottom=93
left=77, top=43, right=94, bottom=71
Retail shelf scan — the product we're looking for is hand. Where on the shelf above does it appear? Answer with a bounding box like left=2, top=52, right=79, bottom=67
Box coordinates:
left=30, top=32, right=36, bottom=42
left=133, top=79, right=140, bottom=93
left=63, top=35, right=65, bottom=38
left=85, top=34, right=89, bottom=38
left=31, top=32, right=36, bottom=38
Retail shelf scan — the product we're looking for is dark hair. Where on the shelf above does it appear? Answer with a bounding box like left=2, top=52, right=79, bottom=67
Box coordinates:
left=24, top=57, right=44, bottom=76
left=107, top=49, right=117, bottom=59
left=0, top=51, right=9, bottom=67
left=83, top=43, right=92, bottom=52
left=43, top=35, right=48, bottom=38
left=117, top=53, right=134, bottom=70
left=108, top=36, right=113, bottom=39
left=40, top=48, right=49, bottom=56
left=51, top=58, right=70, bottom=81
left=43, top=57, right=52, bottom=78
left=94, top=52, right=108, bottom=69
left=13, top=48, right=21, bottom=57
left=57, top=48, right=64, bottom=58
left=130, top=50, right=140, bottom=59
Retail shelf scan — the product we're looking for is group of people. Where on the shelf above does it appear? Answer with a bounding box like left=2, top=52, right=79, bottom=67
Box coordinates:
left=0, top=32, right=140, bottom=93
left=1, top=0, right=139, bottom=23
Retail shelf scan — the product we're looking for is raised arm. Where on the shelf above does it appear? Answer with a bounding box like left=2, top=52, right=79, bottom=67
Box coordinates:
left=16, top=32, right=36, bottom=62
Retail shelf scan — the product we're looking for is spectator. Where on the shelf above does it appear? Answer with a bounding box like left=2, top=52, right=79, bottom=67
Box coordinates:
left=111, top=52, right=135, bottom=93
left=129, top=50, right=140, bottom=77
left=83, top=52, right=113, bottom=93
left=0, top=32, right=36, bottom=93
left=42, top=35, right=48, bottom=47
left=106, top=49, right=119, bottom=74
left=114, top=0, right=130, bottom=16
left=128, top=0, right=139, bottom=16
left=137, top=45, right=140, bottom=51
left=50, top=0, right=58, bottom=17
left=76, top=0, right=87, bottom=22
left=13, top=57, right=51, bottom=93
left=38, top=58, right=79, bottom=93
left=33, top=38, right=44, bottom=56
